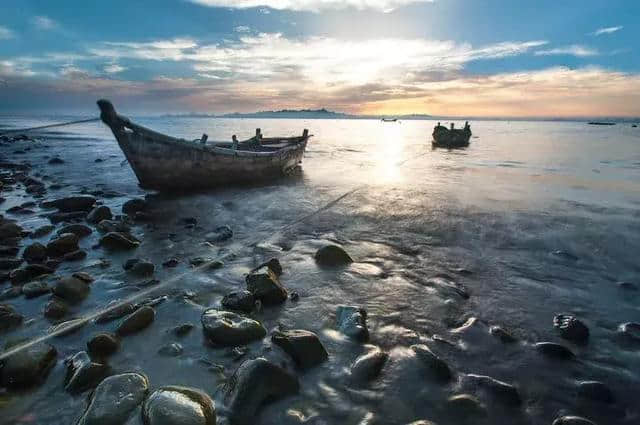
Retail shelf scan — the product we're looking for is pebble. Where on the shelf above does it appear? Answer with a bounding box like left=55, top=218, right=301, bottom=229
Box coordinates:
left=122, top=198, right=148, bottom=215
left=44, top=297, right=69, bottom=319
left=173, top=323, right=195, bottom=337
left=42, top=195, right=96, bottom=212
left=100, top=232, right=140, bottom=250
left=142, top=386, right=216, bottom=425
left=411, top=344, right=452, bottom=381
left=163, top=257, right=179, bottom=267
left=489, top=325, right=517, bottom=343
left=465, top=374, right=521, bottom=406
left=96, top=300, right=136, bottom=323
left=201, top=309, right=266, bottom=346
left=10, top=263, right=54, bottom=284
left=246, top=269, right=287, bottom=305
left=46, top=232, right=80, bottom=257
left=350, top=345, right=388, bottom=383
left=64, top=351, right=111, bottom=393
left=23, top=242, right=47, bottom=263
left=272, top=329, right=328, bottom=370
left=314, top=244, right=354, bottom=266
left=552, top=416, right=597, bottom=425
left=336, top=305, right=369, bottom=342
left=53, top=276, right=90, bottom=304
left=0, top=303, right=23, bottom=331
left=158, top=342, right=184, bottom=357
left=116, top=305, right=155, bottom=336
left=123, top=258, right=155, bottom=276
left=446, top=394, right=487, bottom=418
left=554, top=314, right=589, bottom=344
left=57, top=223, right=93, bottom=238
left=617, top=322, right=640, bottom=342
left=32, top=224, right=55, bottom=237
left=0, top=342, right=57, bottom=388
left=87, top=205, right=112, bottom=223
left=535, top=342, right=575, bottom=360
left=251, top=258, right=283, bottom=277
left=577, top=380, right=614, bottom=403
left=222, top=290, right=256, bottom=313
left=22, top=280, right=50, bottom=298
left=87, top=332, right=120, bottom=358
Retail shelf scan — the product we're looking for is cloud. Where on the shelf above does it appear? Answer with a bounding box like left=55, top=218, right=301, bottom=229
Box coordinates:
left=234, top=26, right=251, bottom=33
left=32, top=16, right=59, bottom=30
left=188, top=0, right=434, bottom=12
left=103, top=64, right=127, bottom=74
left=535, top=45, right=598, bottom=57
left=0, top=25, right=15, bottom=40
left=89, top=38, right=197, bottom=61
left=593, top=26, right=623, bottom=36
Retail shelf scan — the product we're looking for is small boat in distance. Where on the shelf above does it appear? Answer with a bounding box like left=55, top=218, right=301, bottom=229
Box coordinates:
left=587, top=122, right=616, bottom=126
left=432, top=122, right=472, bottom=148
left=381, top=118, right=398, bottom=122
left=97, top=99, right=311, bottom=190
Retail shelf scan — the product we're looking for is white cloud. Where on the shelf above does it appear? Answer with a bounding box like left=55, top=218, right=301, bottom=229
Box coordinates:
left=0, top=60, right=36, bottom=77
left=89, top=38, right=197, bottom=61
left=0, top=25, right=15, bottom=40
left=535, top=45, right=598, bottom=57
left=593, top=26, right=623, bottom=36
left=103, top=64, right=127, bottom=74
left=32, top=16, right=59, bottom=30
left=189, top=0, right=433, bottom=12
left=234, top=25, right=251, bottom=33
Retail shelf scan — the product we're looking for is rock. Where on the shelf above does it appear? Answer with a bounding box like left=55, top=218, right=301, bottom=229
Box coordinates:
left=617, top=281, right=638, bottom=290
left=44, top=297, right=68, bottom=319
left=96, top=300, right=136, bottom=323
left=96, top=219, right=131, bottom=233
left=123, top=258, right=155, bottom=276
left=122, top=198, right=148, bottom=215
left=0, top=222, right=23, bottom=239
left=48, top=157, right=65, bottom=164
left=42, top=195, right=95, bottom=212
left=0, top=286, right=21, bottom=300
left=554, top=314, right=589, bottom=344
left=489, top=326, right=517, bottom=343
left=336, top=305, right=369, bottom=342
left=22, top=280, right=50, bottom=298
left=0, top=245, right=19, bottom=256
left=551, top=250, right=579, bottom=261
left=10, top=263, right=54, bottom=284
left=617, top=322, right=640, bottom=342
left=46, top=233, right=79, bottom=257
left=163, top=257, right=179, bottom=268
left=173, top=323, right=195, bottom=337
left=315, top=244, right=353, bottom=266
left=201, top=309, right=266, bottom=346
left=116, top=306, right=155, bottom=336
left=577, top=380, right=614, bottom=403
left=73, top=272, right=95, bottom=283
left=143, top=386, right=216, bottom=425
left=465, top=374, right=521, bottom=406
left=446, top=394, right=486, bottom=418
left=552, top=416, right=597, bottom=425
left=221, top=291, right=255, bottom=313
left=350, top=345, right=388, bottom=383
left=53, top=276, right=90, bottom=304
left=76, top=373, right=149, bottom=425
left=58, top=224, right=92, bottom=238
left=32, top=224, right=55, bottom=237
left=245, top=269, right=287, bottom=305
left=207, top=225, right=233, bottom=243
left=226, top=357, right=299, bottom=425
left=87, top=205, right=112, bottom=224
left=0, top=342, right=57, bottom=388
left=251, top=258, right=283, bottom=277
left=63, top=249, right=87, bottom=262
left=100, top=232, right=139, bottom=250
left=158, top=342, right=183, bottom=357
left=272, top=329, right=328, bottom=370
left=23, top=242, right=47, bottom=263
left=47, top=210, right=88, bottom=223
left=411, top=344, right=452, bottom=381
left=87, top=333, right=120, bottom=358
left=64, top=351, right=111, bottom=393
left=535, top=342, right=575, bottom=360
left=0, top=303, right=23, bottom=332
left=0, top=257, right=23, bottom=269
left=50, top=318, right=87, bottom=337
left=406, top=421, right=437, bottom=425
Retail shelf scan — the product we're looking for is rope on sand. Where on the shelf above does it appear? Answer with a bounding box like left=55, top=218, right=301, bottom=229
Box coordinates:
left=0, top=117, right=100, bottom=137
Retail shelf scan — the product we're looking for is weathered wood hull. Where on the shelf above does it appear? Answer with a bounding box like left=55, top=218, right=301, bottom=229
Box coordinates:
left=432, top=127, right=471, bottom=148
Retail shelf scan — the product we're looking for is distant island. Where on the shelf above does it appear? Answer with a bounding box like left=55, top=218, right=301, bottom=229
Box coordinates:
left=162, top=108, right=434, bottom=120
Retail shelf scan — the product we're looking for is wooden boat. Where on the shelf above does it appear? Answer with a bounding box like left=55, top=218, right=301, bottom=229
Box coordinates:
left=381, top=118, right=398, bottom=122
left=432, top=122, right=471, bottom=148
left=587, top=122, right=615, bottom=126
left=97, top=99, right=311, bottom=190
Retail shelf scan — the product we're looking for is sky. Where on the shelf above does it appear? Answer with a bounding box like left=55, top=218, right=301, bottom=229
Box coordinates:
left=0, top=0, right=639, bottom=117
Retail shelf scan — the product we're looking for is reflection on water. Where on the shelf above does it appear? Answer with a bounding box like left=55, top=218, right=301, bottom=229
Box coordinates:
left=0, top=115, right=639, bottom=425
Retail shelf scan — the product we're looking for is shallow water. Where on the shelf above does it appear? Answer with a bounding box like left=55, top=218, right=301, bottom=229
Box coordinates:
left=0, top=116, right=639, bottom=425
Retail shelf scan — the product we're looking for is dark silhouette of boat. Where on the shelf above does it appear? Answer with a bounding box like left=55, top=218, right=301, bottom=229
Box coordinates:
left=381, top=118, right=398, bottom=122
left=588, top=122, right=616, bottom=126
left=432, top=122, right=471, bottom=148
left=97, top=99, right=311, bottom=190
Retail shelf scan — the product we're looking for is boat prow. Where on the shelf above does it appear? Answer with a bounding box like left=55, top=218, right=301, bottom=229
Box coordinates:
left=97, top=99, right=311, bottom=190
left=432, top=121, right=472, bottom=148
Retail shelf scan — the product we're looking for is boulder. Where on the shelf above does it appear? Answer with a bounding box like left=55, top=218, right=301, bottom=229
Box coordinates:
left=221, top=291, right=255, bottom=313
left=577, top=380, right=614, bottom=403
left=143, top=386, right=216, bottom=425
left=271, top=329, right=328, bottom=370
left=315, top=244, right=353, bottom=267
left=0, top=342, right=57, bottom=388
left=46, top=233, right=79, bottom=257
left=87, top=206, right=112, bottom=224
left=44, top=297, right=68, bottom=319
left=22, top=280, right=50, bottom=298
left=350, top=345, right=388, bottom=383
left=76, top=373, right=149, bottom=425
left=87, top=333, right=120, bottom=358
left=64, top=351, right=111, bottom=393
left=535, top=342, right=575, bottom=360
left=336, top=305, right=369, bottom=342
left=57, top=224, right=92, bottom=238
left=116, top=306, right=155, bottom=336
left=53, top=276, right=90, bottom=304
left=553, top=314, right=589, bottom=344
left=201, top=309, right=266, bottom=346
left=100, top=232, right=139, bottom=250
left=0, top=303, right=23, bottom=332
left=226, top=358, right=299, bottom=425
left=245, top=269, right=287, bottom=305
left=465, top=374, right=521, bottom=406
left=411, top=344, right=452, bottom=381
left=122, top=198, right=147, bottom=215
left=552, top=416, right=597, bottom=425
left=23, top=242, right=47, bottom=263
left=42, top=195, right=96, bottom=212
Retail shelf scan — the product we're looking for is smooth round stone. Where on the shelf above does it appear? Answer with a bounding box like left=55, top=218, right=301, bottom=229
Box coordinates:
left=0, top=303, right=23, bottom=331
left=46, top=233, right=79, bottom=257
left=351, top=345, right=388, bottom=382
left=271, top=329, right=328, bottom=370
left=221, top=291, right=255, bottom=313
left=446, top=394, right=486, bottom=417
left=0, top=342, right=57, bottom=388
left=116, top=306, right=155, bottom=336
left=87, top=333, right=120, bottom=358
left=23, top=242, right=47, bottom=263
left=535, top=342, right=575, bottom=359
left=201, top=309, right=266, bottom=346
left=87, top=205, right=112, bottom=223
left=53, top=276, right=90, bottom=304
left=22, top=281, right=50, bottom=298
left=552, top=416, right=597, bottom=425
left=314, top=244, right=354, bottom=266
left=64, top=351, right=110, bottom=394
left=411, top=344, right=452, bottom=381
left=100, top=232, right=140, bottom=250
left=577, top=380, right=614, bottom=403
left=553, top=314, right=589, bottom=344
left=44, top=297, right=68, bottom=319
left=58, top=224, right=93, bottom=238
left=618, top=322, right=640, bottom=342
left=465, top=374, right=521, bottom=406
left=142, top=386, right=216, bottom=425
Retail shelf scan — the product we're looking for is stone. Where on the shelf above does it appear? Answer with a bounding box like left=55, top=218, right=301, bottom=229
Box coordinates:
left=173, top=323, right=195, bottom=336
left=47, top=210, right=87, bottom=223
left=226, top=357, right=299, bottom=425
left=336, top=305, right=369, bottom=342
left=411, top=344, right=452, bottom=381
left=46, top=233, right=80, bottom=257
left=96, top=300, right=136, bottom=323
left=207, top=225, right=233, bottom=243
left=44, top=297, right=68, bottom=319
left=143, top=386, right=216, bottom=425
left=87, top=333, right=120, bottom=358
left=123, top=258, right=155, bottom=276
left=552, top=416, right=597, bottom=425
left=50, top=318, right=87, bottom=337
left=251, top=258, right=283, bottom=277
left=0, top=342, right=57, bottom=388
left=272, top=329, right=328, bottom=370
left=48, top=157, right=64, bottom=164
left=53, top=276, right=90, bottom=304
left=0, top=286, right=21, bottom=300
left=63, top=249, right=87, bottom=262
left=100, top=232, right=140, bottom=250
left=23, top=242, right=47, bottom=263
left=163, top=257, right=179, bottom=268
left=0, top=245, right=19, bottom=256
left=0, top=222, right=23, bottom=239
left=0, top=257, right=22, bottom=269
left=554, top=314, right=589, bottom=344
left=577, top=380, right=614, bottom=403
left=122, top=198, right=148, bottom=215
left=158, top=342, right=183, bottom=357
left=116, top=306, right=155, bottom=336
left=64, top=351, right=111, bottom=393
left=42, top=195, right=95, bottom=212
left=32, top=224, right=55, bottom=237
left=406, top=421, right=438, bottom=425
left=465, top=374, right=521, bottom=406
left=618, top=322, right=640, bottom=342
left=245, top=269, right=287, bottom=305
left=87, top=206, right=112, bottom=224
left=96, top=219, right=131, bottom=233
left=201, top=309, right=266, bottom=346
left=350, top=345, right=388, bottom=383
left=446, top=394, right=486, bottom=418
left=22, top=280, right=50, bottom=298
left=617, top=281, right=638, bottom=290
left=58, top=224, right=92, bottom=238
left=535, top=342, right=575, bottom=360
left=73, top=272, right=95, bottom=283
left=10, top=263, right=54, bottom=284
left=314, top=244, right=354, bottom=266
left=0, top=303, right=23, bottom=332
left=221, top=291, right=255, bottom=313
left=76, top=373, right=149, bottom=425
left=489, top=325, right=517, bottom=343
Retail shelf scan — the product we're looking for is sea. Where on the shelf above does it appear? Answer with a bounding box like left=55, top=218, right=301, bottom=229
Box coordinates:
left=0, top=115, right=639, bottom=425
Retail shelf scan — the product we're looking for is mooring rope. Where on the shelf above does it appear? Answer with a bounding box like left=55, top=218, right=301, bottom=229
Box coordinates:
left=0, top=117, right=100, bottom=137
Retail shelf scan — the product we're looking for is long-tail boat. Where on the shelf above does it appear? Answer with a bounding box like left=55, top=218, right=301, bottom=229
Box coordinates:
left=432, top=122, right=471, bottom=148
left=97, top=100, right=311, bottom=190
